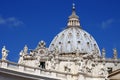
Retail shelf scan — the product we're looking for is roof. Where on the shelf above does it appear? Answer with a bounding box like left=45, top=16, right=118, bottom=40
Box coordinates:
left=108, top=69, right=120, bottom=80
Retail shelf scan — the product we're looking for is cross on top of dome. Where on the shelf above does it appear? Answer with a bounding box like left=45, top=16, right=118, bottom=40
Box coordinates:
left=72, top=3, right=75, bottom=10
left=69, top=3, right=79, bottom=19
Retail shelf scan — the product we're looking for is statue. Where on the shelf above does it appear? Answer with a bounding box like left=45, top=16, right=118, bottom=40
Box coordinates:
left=113, top=48, right=117, bottom=59
left=1, top=46, right=9, bottom=60
left=23, top=45, right=28, bottom=54
left=19, top=50, right=23, bottom=56
left=30, top=50, right=34, bottom=56
left=86, top=60, right=94, bottom=73
left=78, top=58, right=85, bottom=72
left=35, top=56, right=40, bottom=67
left=52, top=46, right=59, bottom=58
left=54, top=46, right=59, bottom=54
left=38, top=40, right=46, bottom=48
left=102, top=48, right=105, bottom=59
left=18, top=50, right=24, bottom=64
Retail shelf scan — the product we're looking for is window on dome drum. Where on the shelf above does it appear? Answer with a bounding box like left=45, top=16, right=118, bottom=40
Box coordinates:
left=59, top=42, right=61, bottom=44
left=94, top=44, right=96, bottom=46
left=39, top=62, right=45, bottom=69
left=78, top=41, right=80, bottom=43
left=107, top=67, right=112, bottom=74
left=87, top=42, right=89, bottom=44
left=68, top=33, right=72, bottom=39
left=77, top=33, right=79, bottom=36
left=84, top=33, right=86, bottom=36
left=68, top=41, right=71, bottom=43
left=84, top=33, right=87, bottom=37
left=87, top=42, right=90, bottom=47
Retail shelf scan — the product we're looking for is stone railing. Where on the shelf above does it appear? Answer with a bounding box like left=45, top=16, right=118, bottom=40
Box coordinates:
left=96, top=58, right=120, bottom=63
left=0, top=60, right=77, bottom=80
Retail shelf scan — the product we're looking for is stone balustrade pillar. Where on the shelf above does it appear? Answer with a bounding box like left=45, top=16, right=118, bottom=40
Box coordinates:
left=67, top=74, right=72, bottom=80
left=1, top=60, right=8, bottom=68
left=51, top=72, right=56, bottom=77
left=78, top=74, right=85, bottom=80
left=35, top=68, right=41, bottom=75
left=19, top=65, right=24, bottom=72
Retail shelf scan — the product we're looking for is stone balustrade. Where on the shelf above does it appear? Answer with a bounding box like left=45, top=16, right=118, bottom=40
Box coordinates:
left=0, top=60, right=78, bottom=80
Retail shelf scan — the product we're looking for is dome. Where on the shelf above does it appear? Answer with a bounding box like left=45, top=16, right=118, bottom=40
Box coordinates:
left=49, top=27, right=101, bottom=56
left=49, top=4, right=101, bottom=56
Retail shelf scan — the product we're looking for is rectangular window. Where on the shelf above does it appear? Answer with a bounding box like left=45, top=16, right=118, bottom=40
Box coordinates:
left=107, top=67, right=112, bottom=74
left=40, top=62, right=45, bottom=69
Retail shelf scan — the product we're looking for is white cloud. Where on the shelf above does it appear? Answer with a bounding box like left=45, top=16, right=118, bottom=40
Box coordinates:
left=101, top=19, right=114, bottom=29
left=0, top=17, right=6, bottom=24
left=0, top=16, right=24, bottom=27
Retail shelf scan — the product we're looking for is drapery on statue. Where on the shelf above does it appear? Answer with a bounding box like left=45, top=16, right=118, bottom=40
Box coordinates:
left=1, top=46, right=9, bottom=60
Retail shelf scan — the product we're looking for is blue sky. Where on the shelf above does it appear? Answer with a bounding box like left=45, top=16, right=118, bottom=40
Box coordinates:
left=0, top=0, right=120, bottom=62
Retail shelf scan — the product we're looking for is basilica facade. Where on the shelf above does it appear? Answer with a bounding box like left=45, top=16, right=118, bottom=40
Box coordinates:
left=0, top=4, right=120, bottom=80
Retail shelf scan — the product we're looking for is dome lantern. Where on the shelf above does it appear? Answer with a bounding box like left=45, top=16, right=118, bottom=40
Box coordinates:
left=67, top=3, right=81, bottom=28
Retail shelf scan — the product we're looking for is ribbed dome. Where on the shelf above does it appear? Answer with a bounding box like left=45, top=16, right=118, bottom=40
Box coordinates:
left=49, top=27, right=101, bottom=56
left=49, top=4, right=101, bottom=56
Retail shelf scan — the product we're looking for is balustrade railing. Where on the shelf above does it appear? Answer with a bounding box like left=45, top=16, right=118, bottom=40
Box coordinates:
left=0, top=60, right=76, bottom=80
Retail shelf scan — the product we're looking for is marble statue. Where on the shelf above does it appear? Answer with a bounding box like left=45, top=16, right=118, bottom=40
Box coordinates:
left=78, top=58, right=85, bottom=73
left=18, top=50, right=24, bottom=64
left=35, top=57, right=40, bottom=67
left=102, top=48, right=106, bottom=59
left=39, top=40, right=46, bottom=48
left=1, top=46, right=9, bottom=60
left=23, top=45, right=28, bottom=55
left=113, top=48, right=117, bottom=59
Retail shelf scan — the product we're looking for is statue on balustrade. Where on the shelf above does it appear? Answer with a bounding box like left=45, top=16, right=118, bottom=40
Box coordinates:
left=2, top=46, right=9, bottom=60
left=113, top=48, right=117, bottom=59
